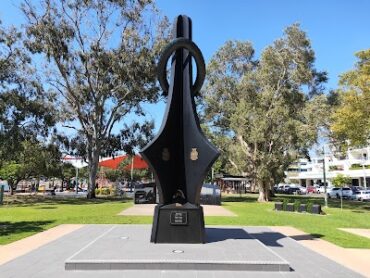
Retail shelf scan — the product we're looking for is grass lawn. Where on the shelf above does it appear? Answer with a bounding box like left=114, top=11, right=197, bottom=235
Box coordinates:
left=0, top=196, right=151, bottom=245
left=1, top=194, right=370, bottom=248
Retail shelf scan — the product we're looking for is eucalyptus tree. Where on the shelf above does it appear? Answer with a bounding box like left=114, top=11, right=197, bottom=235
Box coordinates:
left=331, top=49, right=370, bottom=147
left=0, top=139, right=62, bottom=194
left=205, top=24, right=329, bottom=201
left=22, top=0, right=168, bottom=198
left=0, top=19, right=58, bottom=196
left=0, top=20, right=56, bottom=164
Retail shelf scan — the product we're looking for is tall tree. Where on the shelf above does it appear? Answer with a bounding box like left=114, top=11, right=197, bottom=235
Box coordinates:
left=205, top=24, right=329, bottom=201
left=331, top=49, right=370, bottom=147
left=0, top=139, right=62, bottom=194
left=0, top=20, right=56, bottom=163
left=22, top=0, right=168, bottom=198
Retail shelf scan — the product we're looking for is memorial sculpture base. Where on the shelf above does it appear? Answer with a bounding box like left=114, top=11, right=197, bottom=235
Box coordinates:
left=151, top=203, right=205, bottom=243
left=65, top=225, right=291, bottom=272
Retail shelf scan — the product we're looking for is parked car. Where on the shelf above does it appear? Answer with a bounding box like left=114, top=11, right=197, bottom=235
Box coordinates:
left=134, top=183, right=156, bottom=204
left=276, top=184, right=287, bottom=193
left=327, top=187, right=352, bottom=199
left=275, top=184, right=300, bottom=194
left=340, top=187, right=353, bottom=199
left=316, top=186, right=331, bottom=194
left=327, top=187, right=341, bottom=198
left=298, top=186, right=307, bottom=194
left=285, top=186, right=301, bottom=195
left=307, top=186, right=317, bottom=194
left=353, top=190, right=370, bottom=201
left=351, top=186, right=364, bottom=191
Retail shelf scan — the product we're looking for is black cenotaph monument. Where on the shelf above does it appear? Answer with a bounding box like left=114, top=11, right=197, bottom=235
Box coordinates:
left=140, top=15, right=220, bottom=243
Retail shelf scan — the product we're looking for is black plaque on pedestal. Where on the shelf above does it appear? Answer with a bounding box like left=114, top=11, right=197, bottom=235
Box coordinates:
left=140, top=15, right=219, bottom=244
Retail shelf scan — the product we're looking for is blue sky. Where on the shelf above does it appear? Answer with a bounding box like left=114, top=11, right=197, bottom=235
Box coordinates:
left=157, top=0, right=370, bottom=89
left=1, top=0, right=370, bottom=145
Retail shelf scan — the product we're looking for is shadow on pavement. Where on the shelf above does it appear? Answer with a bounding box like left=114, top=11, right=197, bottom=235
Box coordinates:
left=206, top=227, right=323, bottom=248
left=0, top=220, right=55, bottom=237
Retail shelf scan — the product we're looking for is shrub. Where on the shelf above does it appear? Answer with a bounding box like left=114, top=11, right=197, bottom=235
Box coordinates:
left=329, top=165, right=344, bottom=171
left=294, top=200, right=301, bottom=211
left=101, top=187, right=110, bottom=195
left=307, top=201, right=313, bottom=213
left=95, top=188, right=101, bottom=195
left=350, top=164, right=370, bottom=170
left=282, top=199, right=289, bottom=211
left=110, top=187, right=117, bottom=196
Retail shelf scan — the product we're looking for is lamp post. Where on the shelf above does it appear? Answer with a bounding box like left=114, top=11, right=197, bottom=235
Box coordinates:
left=130, top=156, right=134, bottom=182
left=323, top=145, right=328, bottom=208
left=363, top=153, right=367, bottom=189
left=75, top=167, right=79, bottom=194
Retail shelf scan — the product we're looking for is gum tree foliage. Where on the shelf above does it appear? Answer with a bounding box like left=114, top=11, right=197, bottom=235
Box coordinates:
left=0, top=140, right=62, bottom=194
left=22, top=0, right=169, bottom=198
left=0, top=21, right=59, bottom=194
left=204, top=24, right=329, bottom=202
left=0, top=20, right=56, bottom=163
left=331, top=174, right=351, bottom=187
left=200, top=124, right=236, bottom=177
left=331, top=49, right=370, bottom=147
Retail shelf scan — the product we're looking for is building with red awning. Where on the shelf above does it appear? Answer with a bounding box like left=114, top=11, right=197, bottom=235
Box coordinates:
left=99, top=155, right=148, bottom=170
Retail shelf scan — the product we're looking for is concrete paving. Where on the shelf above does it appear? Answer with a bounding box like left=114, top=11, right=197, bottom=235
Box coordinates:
left=273, top=226, right=370, bottom=277
left=0, top=225, right=364, bottom=278
left=65, top=225, right=289, bottom=271
left=0, top=224, right=84, bottom=265
left=118, top=204, right=236, bottom=216
left=339, top=228, right=370, bottom=239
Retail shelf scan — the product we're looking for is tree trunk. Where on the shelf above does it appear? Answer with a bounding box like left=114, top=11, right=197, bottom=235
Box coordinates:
left=257, top=181, right=270, bottom=202
left=87, top=145, right=100, bottom=199
left=8, top=179, right=15, bottom=195
left=250, top=180, right=257, bottom=193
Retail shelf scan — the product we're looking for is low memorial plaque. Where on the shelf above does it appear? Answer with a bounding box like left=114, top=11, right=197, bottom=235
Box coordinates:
left=170, top=211, right=188, bottom=225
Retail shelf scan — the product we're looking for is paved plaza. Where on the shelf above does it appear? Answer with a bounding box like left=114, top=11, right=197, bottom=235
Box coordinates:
left=0, top=224, right=365, bottom=278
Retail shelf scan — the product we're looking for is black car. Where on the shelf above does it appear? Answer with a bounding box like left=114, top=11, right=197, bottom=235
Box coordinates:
left=285, top=186, right=301, bottom=195
left=134, top=182, right=156, bottom=204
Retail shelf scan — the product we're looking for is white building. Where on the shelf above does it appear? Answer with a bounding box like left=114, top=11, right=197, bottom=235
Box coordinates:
left=286, top=146, right=370, bottom=188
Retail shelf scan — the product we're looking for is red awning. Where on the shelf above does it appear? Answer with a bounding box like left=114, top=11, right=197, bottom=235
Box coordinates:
left=99, top=155, right=148, bottom=170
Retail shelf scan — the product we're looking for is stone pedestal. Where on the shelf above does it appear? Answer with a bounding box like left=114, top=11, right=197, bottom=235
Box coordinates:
left=151, top=203, right=205, bottom=243
left=65, top=225, right=290, bottom=272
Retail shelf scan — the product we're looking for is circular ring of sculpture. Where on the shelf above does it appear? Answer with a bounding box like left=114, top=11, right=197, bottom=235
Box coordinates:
left=157, top=37, right=206, bottom=95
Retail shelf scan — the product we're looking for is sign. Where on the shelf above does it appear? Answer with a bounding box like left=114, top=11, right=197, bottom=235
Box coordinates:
left=170, top=211, right=188, bottom=225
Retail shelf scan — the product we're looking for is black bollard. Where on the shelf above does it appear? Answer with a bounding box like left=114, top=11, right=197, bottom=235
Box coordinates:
left=140, top=15, right=220, bottom=243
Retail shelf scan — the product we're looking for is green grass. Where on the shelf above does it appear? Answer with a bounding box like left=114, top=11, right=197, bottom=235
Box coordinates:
left=208, top=194, right=370, bottom=248
left=1, top=194, right=370, bottom=248
left=0, top=196, right=150, bottom=245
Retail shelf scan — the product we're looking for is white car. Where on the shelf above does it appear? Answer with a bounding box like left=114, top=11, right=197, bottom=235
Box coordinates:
left=327, top=187, right=352, bottom=199
left=298, top=186, right=307, bottom=194
left=316, top=186, right=329, bottom=194
left=353, top=190, right=370, bottom=201
left=327, top=187, right=341, bottom=198
left=340, top=187, right=353, bottom=199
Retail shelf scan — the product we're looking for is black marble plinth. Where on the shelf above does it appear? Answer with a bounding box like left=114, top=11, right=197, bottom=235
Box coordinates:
left=151, top=203, right=205, bottom=243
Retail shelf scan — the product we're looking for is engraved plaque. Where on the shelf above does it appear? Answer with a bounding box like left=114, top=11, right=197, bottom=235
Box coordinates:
left=170, top=211, right=188, bottom=225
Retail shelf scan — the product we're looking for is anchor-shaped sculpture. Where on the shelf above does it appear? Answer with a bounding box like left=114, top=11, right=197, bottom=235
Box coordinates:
left=140, top=15, right=220, bottom=243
